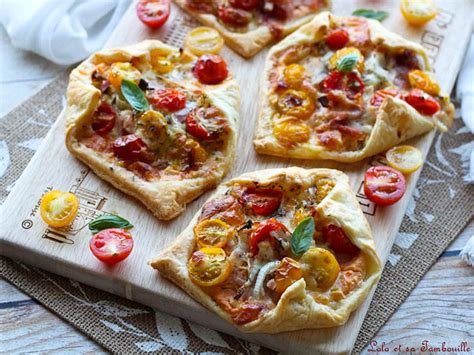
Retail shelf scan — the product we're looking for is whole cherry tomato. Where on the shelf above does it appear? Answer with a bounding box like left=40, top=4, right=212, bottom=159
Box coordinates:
left=326, top=29, right=350, bottom=50
left=229, top=0, right=259, bottom=11
left=92, top=102, right=116, bottom=135
left=249, top=218, right=288, bottom=255
left=364, top=166, right=406, bottom=206
left=323, top=225, right=359, bottom=255
left=193, top=54, right=228, bottom=85
left=113, top=134, right=150, bottom=162
left=218, top=5, right=252, bottom=26
left=136, top=0, right=170, bottom=28
left=404, top=89, right=440, bottom=115
left=89, top=228, right=134, bottom=265
left=185, top=108, right=216, bottom=140
left=148, top=89, right=186, bottom=112
left=370, top=89, right=400, bottom=107
left=241, top=187, right=283, bottom=216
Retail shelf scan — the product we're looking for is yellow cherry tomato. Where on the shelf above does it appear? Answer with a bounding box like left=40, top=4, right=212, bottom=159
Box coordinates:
left=386, top=145, right=423, bottom=174
left=277, top=89, right=315, bottom=119
left=188, top=247, right=232, bottom=287
left=40, top=190, right=79, bottom=228
left=273, top=117, right=311, bottom=146
left=184, top=27, right=224, bottom=56
left=194, top=218, right=234, bottom=248
left=283, top=64, right=306, bottom=88
left=153, top=56, right=174, bottom=74
left=292, top=208, right=312, bottom=227
left=400, top=0, right=437, bottom=26
left=107, top=62, right=142, bottom=90
left=300, top=247, right=340, bottom=292
left=328, top=47, right=364, bottom=72
left=408, top=70, right=440, bottom=96
left=274, top=257, right=303, bottom=294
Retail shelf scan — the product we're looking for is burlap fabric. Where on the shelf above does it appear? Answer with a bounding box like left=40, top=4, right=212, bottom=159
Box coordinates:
left=0, top=72, right=472, bottom=354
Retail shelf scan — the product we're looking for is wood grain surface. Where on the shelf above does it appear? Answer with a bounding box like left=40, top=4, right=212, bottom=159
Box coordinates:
left=0, top=0, right=472, bottom=353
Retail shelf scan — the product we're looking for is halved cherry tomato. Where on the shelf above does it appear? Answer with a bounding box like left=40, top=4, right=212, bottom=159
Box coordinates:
left=150, top=52, right=174, bottom=74
left=229, top=0, right=259, bottom=11
left=148, top=89, right=186, bottom=112
left=136, top=0, right=170, bottom=28
left=277, top=89, right=315, bottom=119
left=408, top=69, right=440, bottom=96
left=322, top=71, right=364, bottom=98
left=40, top=190, right=79, bottom=228
left=283, top=64, right=306, bottom=88
left=185, top=108, right=217, bottom=140
left=92, top=102, right=116, bottom=135
left=323, top=225, right=359, bottom=255
left=249, top=218, right=288, bottom=255
left=404, top=89, right=440, bottom=115
left=193, top=54, right=228, bottom=85
left=188, top=247, right=232, bottom=287
left=241, top=187, right=283, bottom=216
left=300, top=247, right=340, bottom=292
left=113, top=134, right=150, bottom=162
left=184, top=27, right=224, bottom=56
left=326, top=29, right=350, bottom=50
left=89, top=228, right=134, bottom=265
left=386, top=145, right=423, bottom=174
left=108, top=62, right=141, bottom=90
left=218, top=5, right=252, bottom=26
left=232, top=302, right=267, bottom=325
left=194, top=219, right=235, bottom=248
left=364, top=166, right=406, bottom=206
left=328, top=47, right=364, bottom=72
left=273, top=117, right=311, bottom=147
left=274, top=257, right=303, bottom=293
left=400, top=0, right=437, bottom=26
left=370, top=89, right=400, bottom=107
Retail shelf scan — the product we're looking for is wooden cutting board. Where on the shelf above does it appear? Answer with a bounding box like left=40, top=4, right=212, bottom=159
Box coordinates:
left=1, top=0, right=471, bottom=353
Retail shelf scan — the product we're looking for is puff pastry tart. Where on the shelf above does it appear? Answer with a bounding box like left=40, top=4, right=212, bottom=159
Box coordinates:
left=65, top=40, right=240, bottom=220
left=254, top=12, right=454, bottom=162
left=174, top=0, right=330, bottom=58
left=151, top=167, right=381, bottom=332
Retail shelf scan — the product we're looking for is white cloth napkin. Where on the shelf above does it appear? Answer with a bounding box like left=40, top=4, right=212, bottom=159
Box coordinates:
left=0, top=0, right=131, bottom=65
left=456, top=34, right=474, bottom=134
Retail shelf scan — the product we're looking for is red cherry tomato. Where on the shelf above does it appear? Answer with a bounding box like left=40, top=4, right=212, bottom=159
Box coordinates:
left=364, top=166, right=406, bottom=206
left=148, top=89, right=186, bottom=112
left=92, top=102, right=116, bottom=135
left=323, top=225, right=359, bottom=255
left=229, top=0, right=259, bottom=11
left=241, top=188, right=282, bottom=216
left=370, top=89, right=400, bottom=107
left=322, top=71, right=364, bottom=98
left=89, top=228, right=134, bottom=265
left=113, top=134, right=150, bottom=162
left=326, top=29, right=350, bottom=50
left=218, top=5, right=252, bottom=26
left=404, top=89, right=440, bottom=116
left=185, top=108, right=217, bottom=140
left=193, top=54, right=229, bottom=85
left=249, top=218, right=288, bottom=255
left=136, top=0, right=170, bottom=28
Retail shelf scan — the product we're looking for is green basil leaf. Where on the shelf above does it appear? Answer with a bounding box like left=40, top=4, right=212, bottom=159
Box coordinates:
left=88, top=214, right=133, bottom=234
left=291, top=217, right=315, bottom=257
left=337, top=53, right=360, bottom=73
left=352, top=9, right=389, bottom=21
left=121, top=79, right=149, bottom=112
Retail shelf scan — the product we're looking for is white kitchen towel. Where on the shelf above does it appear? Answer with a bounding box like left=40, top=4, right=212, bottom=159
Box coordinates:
left=456, top=34, right=474, bottom=134
left=0, top=0, right=131, bottom=65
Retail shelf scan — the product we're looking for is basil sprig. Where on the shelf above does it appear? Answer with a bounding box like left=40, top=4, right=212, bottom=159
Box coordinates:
left=352, top=9, right=389, bottom=21
left=290, top=217, right=315, bottom=257
left=337, top=53, right=360, bottom=73
left=88, top=214, right=134, bottom=234
left=121, top=79, right=149, bottom=112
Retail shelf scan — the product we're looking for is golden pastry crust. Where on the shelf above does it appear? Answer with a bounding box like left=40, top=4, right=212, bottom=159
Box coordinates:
left=65, top=40, right=240, bottom=220
left=173, top=0, right=331, bottom=58
left=254, top=12, right=455, bottom=162
left=151, top=167, right=381, bottom=333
